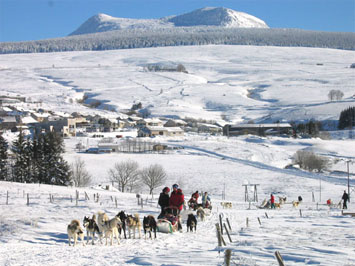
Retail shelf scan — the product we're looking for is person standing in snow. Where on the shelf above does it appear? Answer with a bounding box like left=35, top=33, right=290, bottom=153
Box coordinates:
left=202, top=192, right=211, bottom=209
left=270, top=194, right=275, bottom=209
left=158, top=187, right=170, bottom=218
left=342, top=190, right=349, bottom=209
left=169, top=184, right=184, bottom=216
left=188, top=190, right=199, bottom=210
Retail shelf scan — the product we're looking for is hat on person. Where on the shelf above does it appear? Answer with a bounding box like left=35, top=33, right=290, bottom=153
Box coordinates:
left=172, top=184, right=179, bottom=189
left=177, top=189, right=182, bottom=193
left=163, top=187, right=170, bottom=193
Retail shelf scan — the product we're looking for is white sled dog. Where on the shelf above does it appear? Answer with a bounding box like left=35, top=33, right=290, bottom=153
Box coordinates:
left=67, top=219, right=85, bottom=246
left=97, top=211, right=121, bottom=245
left=126, top=214, right=142, bottom=239
left=196, top=207, right=206, bottom=221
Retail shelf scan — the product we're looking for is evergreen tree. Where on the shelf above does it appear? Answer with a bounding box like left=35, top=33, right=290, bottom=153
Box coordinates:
left=11, top=130, right=28, bottom=183
left=43, top=131, right=71, bottom=185
left=0, top=134, right=8, bottom=180
left=338, top=107, right=355, bottom=130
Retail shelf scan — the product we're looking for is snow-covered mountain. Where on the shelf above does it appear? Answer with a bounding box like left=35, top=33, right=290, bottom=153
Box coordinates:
left=167, top=7, right=268, bottom=28
left=70, top=7, right=268, bottom=36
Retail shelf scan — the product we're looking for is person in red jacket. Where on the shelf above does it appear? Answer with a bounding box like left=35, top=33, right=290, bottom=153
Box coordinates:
left=270, top=194, right=275, bottom=209
left=169, top=184, right=184, bottom=216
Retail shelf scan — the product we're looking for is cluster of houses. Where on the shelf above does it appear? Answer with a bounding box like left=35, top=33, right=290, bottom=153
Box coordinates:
left=0, top=95, right=293, bottom=139
left=0, top=97, right=221, bottom=138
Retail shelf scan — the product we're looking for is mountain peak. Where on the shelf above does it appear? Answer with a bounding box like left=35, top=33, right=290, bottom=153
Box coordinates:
left=168, top=7, right=268, bottom=28
left=70, top=7, right=268, bottom=36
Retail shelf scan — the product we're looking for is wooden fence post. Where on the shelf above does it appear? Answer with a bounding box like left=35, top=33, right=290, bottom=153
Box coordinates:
left=265, top=212, right=269, bottom=219
left=110, top=196, right=113, bottom=202
left=6, top=191, right=9, bottom=205
left=275, top=251, right=285, bottom=266
left=51, top=194, right=54, bottom=203
left=27, top=193, right=29, bottom=206
left=84, top=192, right=90, bottom=201
left=246, top=217, right=249, bottom=228
left=141, top=198, right=143, bottom=209
left=76, top=190, right=79, bottom=206
left=70, top=195, right=72, bottom=203
left=223, top=223, right=232, bottom=243
left=219, top=214, right=224, bottom=235
left=257, top=217, right=262, bottom=226
left=224, top=249, right=232, bottom=266
left=215, top=223, right=222, bottom=249
left=226, top=217, right=232, bottom=231
left=49, top=194, right=52, bottom=203
left=115, top=197, right=118, bottom=208
left=215, top=223, right=226, bottom=248
left=299, top=209, right=302, bottom=217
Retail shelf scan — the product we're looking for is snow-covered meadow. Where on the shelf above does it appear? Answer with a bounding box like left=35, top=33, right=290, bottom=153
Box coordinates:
left=0, top=133, right=354, bottom=265
left=0, top=45, right=354, bottom=265
left=0, top=45, right=354, bottom=124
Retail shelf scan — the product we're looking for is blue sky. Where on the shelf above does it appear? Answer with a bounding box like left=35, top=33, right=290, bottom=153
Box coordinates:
left=0, top=0, right=354, bottom=42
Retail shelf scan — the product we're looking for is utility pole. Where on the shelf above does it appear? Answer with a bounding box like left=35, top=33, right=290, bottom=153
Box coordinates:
left=346, top=160, right=350, bottom=202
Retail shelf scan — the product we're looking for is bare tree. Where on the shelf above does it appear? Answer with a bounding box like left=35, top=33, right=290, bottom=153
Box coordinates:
left=108, top=160, right=140, bottom=192
left=140, top=164, right=167, bottom=194
left=70, top=157, right=92, bottom=187
left=328, top=89, right=344, bottom=101
left=293, top=150, right=331, bottom=172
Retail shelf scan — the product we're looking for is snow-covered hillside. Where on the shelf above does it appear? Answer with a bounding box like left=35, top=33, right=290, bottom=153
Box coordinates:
left=0, top=133, right=354, bottom=265
left=0, top=45, right=354, bottom=124
left=0, top=44, right=355, bottom=265
left=69, top=7, right=268, bottom=36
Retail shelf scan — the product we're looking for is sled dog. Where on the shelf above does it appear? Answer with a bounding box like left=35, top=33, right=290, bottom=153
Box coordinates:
left=97, top=211, right=121, bottom=245
left=143, top=215, right=157, bottom=239
left=126, top=214, right=142, bottom=239
left=116, top=211, right=127, bottom=239
left=278, top=197, right=287, bottom=205
left=220, top=202, right=233, bottom=209
left=186, top=214, right=197, bottom=232
left=196, top=207, right=206, bottom=221
left=292, top=201, right=300, bottom=208
left=67, top=219, right=85, bottom=246
left=83, top=215, right=101, bottom=245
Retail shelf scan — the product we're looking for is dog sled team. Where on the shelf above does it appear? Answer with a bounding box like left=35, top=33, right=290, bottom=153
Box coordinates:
left=258, top=190, right=349, bottom=210
left=67, top=184, right=211, bottom=246
left=326, top=190, right=349, bottom=209
left=257, top=194, right=303, bottom=209
left=157, top=184, right=211, bottom=233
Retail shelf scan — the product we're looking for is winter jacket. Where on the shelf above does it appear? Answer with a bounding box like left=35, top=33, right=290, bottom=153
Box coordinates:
left=169, top=190, right=185, bottom=211
left=270, top=195, right=275, bottom=204
left=158, top=192, right=170, bottom=209
left=342, top=192, right=349, bottom=202
left=192, top=192, right=199, bottom=201
left=202, top=194, right=211, bottom=205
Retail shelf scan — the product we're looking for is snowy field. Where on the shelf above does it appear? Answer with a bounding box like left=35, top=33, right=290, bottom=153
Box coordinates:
left=0, top=45, right=354, bottom=124
left=0, top=45, right=354, bottom=265
left=0, top=133, right=354, bottom=266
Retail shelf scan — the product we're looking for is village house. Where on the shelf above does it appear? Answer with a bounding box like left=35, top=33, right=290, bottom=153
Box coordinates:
left=164, top=119, right=187, bottom=127
left=0, top=116, right=17, bottom=130
left=136, top=118, right=164, bottom=128
left=35, top=117, right=77, bottom=137
left=223, top=123, right=293, bottom=136
left=31, top=112, right=50, bottom=123
left=138, top=126, right=184, bottom=137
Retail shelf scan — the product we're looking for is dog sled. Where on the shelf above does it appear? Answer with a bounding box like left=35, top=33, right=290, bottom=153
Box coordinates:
left=257, top=199, right=271, bottom=209
left=157, top=207, right=182, bottom=234
left=157, top=219, right=175, bottom=234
